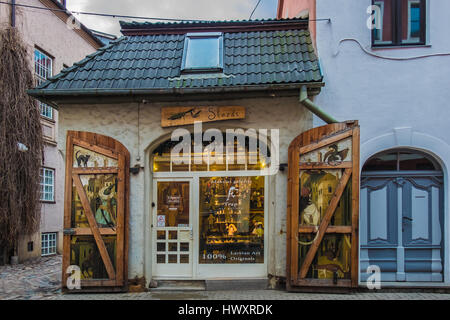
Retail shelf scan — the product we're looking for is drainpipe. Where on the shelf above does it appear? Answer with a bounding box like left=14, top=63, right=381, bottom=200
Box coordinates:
left=11, top=0, right=16, bottom=27
left=299, top=85, right=338, bottom=124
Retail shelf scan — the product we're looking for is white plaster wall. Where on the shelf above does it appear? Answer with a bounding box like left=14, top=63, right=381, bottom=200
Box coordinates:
left=314, top=0, right=450, bottom=282
left=315, top=0, right=450, bottom=145
left=0, top=0, right=99, bottom=257
left=58, top=96, right=312, bottom=279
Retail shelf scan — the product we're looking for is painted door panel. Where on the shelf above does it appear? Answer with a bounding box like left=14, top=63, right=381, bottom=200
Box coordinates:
left=360, top=175, right=443, bottom=282
left=62, top=131, right=130, bottom=292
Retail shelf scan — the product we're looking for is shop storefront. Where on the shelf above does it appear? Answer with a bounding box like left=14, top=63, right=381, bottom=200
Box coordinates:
left=29, top=18, right=326, bottom=292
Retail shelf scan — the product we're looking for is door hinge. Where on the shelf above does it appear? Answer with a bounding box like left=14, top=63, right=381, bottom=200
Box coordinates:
left=63, top=228, right=76, bottom=235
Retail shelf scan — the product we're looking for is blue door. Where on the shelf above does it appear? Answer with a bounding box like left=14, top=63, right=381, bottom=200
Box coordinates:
left=360, top=151, right=444, bottom=282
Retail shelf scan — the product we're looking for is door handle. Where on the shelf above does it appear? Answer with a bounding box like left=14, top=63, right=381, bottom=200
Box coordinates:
left=402, top=217, right=413, bottom=232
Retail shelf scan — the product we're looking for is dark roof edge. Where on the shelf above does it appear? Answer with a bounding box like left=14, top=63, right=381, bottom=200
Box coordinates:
left=120, top=18, right=309, bottom=35
left=28, top=82, right=324, bottom=108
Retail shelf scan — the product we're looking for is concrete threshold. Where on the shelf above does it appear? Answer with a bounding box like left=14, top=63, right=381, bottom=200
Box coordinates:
left=150, top=278, right=269, bottom=291
left=151, top=280, right=206, bottom=291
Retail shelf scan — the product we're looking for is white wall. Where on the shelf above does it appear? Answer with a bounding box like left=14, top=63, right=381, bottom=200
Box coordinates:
left=314, top=0, right=450, bottom=282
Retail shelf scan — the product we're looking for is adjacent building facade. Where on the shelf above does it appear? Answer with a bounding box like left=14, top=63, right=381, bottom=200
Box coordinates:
left=0, top=0, right=102, bottom=263
left=279, top=0, right=450, bottom=285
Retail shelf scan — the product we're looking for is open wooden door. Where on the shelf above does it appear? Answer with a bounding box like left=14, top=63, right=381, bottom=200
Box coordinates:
left=287, top=121, right=360, bottom=291
left=62, top=131, right=129, bottom=292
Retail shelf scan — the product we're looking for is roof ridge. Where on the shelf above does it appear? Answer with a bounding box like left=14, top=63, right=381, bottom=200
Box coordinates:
left=37, top=36, right=128, bottom=89
left=119, top=17, right=308, bottom=27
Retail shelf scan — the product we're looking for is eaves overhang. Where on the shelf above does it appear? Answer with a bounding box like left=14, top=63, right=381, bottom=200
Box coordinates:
left=27, top=82, right=324, bottom=109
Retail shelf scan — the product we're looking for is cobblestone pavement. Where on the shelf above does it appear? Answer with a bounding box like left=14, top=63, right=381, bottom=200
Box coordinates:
left=0, top=255, right=62, bottom=300
left=2, top=255, right=450, bottom=300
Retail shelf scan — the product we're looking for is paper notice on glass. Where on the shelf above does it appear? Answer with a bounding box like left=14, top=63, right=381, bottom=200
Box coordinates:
left=157, top=215, right=166, bottom=227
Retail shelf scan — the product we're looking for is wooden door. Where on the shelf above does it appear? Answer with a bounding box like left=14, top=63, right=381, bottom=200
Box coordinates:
left=62, top=131, right=129, bottom=292
left=287, top=121, right=360, bottom=291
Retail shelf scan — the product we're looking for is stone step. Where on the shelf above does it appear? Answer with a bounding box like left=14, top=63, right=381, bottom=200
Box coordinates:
left=151, top=280, right=206, bottom=291
left=150, top=279, right=268, bottom=291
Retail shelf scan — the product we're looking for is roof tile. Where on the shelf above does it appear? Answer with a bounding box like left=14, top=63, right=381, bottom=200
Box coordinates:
left=36, top=23, right=322, bottom=92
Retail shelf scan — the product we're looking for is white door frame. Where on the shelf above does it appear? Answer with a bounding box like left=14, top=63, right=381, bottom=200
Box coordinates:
left=152, top=178, right=194, bottom=279
left=151, top=170, right=269, bottom=280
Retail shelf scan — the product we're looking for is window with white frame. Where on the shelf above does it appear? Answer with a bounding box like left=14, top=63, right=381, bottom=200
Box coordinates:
left=41, top=233, right=57, bottom=256
left=181, top=32, right=223, bottom=72
left=34, top=49, right=53, bottom=119
left=40, top=168, right=55, bottom=202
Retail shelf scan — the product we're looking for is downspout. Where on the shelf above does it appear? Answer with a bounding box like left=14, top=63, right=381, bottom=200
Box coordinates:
left=299, top=85, right=338, bottom=124
left=11, top=0, right=16, bottom=27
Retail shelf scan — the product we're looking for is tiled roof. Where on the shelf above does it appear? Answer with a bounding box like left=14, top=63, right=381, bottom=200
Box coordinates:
left=34, top=20, right=322, bottom=93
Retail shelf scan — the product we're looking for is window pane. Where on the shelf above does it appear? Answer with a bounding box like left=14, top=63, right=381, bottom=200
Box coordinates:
left=185, top=37, right=220, bottom=69
left=34, top=49, right=53, bottom=119
left=402, top=0, right=423, bottom=44
left=372, top=0, right=394, bottom=45
left=399, top=152, right=437, bottom=171
left=363, top=152, right=398, bottom=171
left=40, top=168, right=55, bottom=201
left=156, top=182, right=190, bottom=227
left=41, top=233, right=57, bottom=256
left=199, top=176, right=265, bottom=264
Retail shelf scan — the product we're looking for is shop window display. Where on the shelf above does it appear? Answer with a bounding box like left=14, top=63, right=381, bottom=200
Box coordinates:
left=199, top=176, right=265, bottom=264
left=156, top=182, right=190, bottom=227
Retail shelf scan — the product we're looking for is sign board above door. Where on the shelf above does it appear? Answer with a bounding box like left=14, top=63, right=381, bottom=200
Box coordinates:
left=161, top=106, right=245, bottom=128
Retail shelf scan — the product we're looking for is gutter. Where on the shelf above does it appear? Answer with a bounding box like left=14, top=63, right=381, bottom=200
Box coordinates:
left=299, top=85, right=338, bottom=124
left=28, top=82, right=325, bottom=108
left=11, top=0, right=16, bottom=27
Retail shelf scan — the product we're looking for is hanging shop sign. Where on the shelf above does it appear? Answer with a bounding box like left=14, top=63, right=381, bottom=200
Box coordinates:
left=286, top=121, right=360, bottom=291
left=161, top=106, right=246, bottom=128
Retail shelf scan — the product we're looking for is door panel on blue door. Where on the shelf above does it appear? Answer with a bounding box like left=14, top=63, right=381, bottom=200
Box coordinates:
left=361, top=175, right=443, bottom=282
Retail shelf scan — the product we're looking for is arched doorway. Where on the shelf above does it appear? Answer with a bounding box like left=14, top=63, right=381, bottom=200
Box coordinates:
left=150, top=132, right=270, bottom=279
left=360, top=149, right=444, bottom=282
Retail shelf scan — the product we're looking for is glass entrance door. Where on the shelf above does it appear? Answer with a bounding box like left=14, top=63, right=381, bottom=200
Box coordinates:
left=153, top=180, right=193, bottom=278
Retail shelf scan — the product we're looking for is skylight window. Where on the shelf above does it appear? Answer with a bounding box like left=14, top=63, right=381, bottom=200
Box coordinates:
left=182, top=32, right=223, bottom=72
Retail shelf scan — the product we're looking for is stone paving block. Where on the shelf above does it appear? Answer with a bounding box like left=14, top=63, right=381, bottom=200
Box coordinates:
left=2, top=255, right=450, bottom=300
